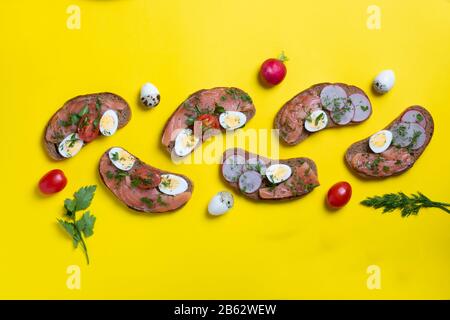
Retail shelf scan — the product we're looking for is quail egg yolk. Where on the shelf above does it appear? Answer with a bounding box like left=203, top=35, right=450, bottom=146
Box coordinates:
left=117, top=150, right=134, bottom=167
left=100, top=114, right=114, bottom=131
left=223, top=114, right=241, bottom=128
left=181, top=134, right=197, bottom=148
left=372, top=133, right=387, bottom=148
left=272, top=166, right=289, bottom=181
left=161, top=176, right=179, bottom=191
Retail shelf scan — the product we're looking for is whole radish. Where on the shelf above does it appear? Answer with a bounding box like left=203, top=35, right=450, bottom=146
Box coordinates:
left=260, top=52, right=288, bottom=86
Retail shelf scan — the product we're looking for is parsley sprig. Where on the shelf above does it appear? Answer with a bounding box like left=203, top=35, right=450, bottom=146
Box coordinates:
left=361, top=192, right=450, bottom=217
left=58, top=185, right=97, bottom=264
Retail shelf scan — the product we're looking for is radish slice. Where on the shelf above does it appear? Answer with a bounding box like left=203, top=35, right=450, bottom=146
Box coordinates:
left=409, top=123, right=426, bottom=150
left=222, top=155, right=246, bottom=182
left=239, top=171, right=262, bottom=193
left=330, top=103, right=355, bottom=125
left=391, top=122, right=414, bottom=147
left=401, top=110, right=426, bottom=128
left=349, top=93, right=371, bottom=122
left=320, top=85, right=347, bottom=111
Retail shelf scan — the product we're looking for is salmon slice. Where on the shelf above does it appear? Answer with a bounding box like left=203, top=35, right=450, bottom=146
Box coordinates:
left=350, top=147, right=414, bottom=177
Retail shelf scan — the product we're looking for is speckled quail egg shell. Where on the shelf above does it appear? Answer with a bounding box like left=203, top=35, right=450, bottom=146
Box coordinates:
left=373, top=70, right=395, bottom=94
left=140, top=82, right=160, bottom=108
left=208, top=191, right=234, bottom=216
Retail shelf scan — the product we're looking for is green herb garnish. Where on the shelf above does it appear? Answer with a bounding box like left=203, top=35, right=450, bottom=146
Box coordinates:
left=140, top=197, right=154, bottom=207
left=111, top=152, right=119, bottom=161
left=214, top=103, right=225, bottom=115
left=131, top=178, right=141, bottom=188
left=106, top=171, right=114, bottom=179
left=416, top=113, right=424, bottom=122
left=58, top=185, right=97, bottom=264
left=78, top=105, right=89, bottom=117
left=360, top=105, right=369, bottom=112
left=361, top=192, right=450, bottom=217
left=95, top=98, right=102, bottom=112
left=408, top=130, right=422, bottom=152
left=314, top=113, right=325, bottom=126
left=157, top=195, right=167, bottom=206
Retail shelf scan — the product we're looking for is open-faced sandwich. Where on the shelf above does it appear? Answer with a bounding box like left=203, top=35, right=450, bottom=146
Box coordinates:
left=345, top=106, right=433, bottom=178
left=162, top=87, right=256, bottom=157
left=99, top=147, right=193, bottom=213
left=221, top=148, right=319, bottom=201
left=44, top=93, right=131, bottom=160
left=275, top=83, right=372, bottom=145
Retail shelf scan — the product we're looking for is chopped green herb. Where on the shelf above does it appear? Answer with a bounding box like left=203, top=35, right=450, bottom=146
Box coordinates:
left=111, top=152, right=119, bottom=161
left=78, top=105, right=89, bottom=117
left=131, top=178, right=141, bottom=188
left=408, top=130, right=422, bottom=152
left=314, top=113, right=325, bottom=126
left=214, top=103, right=225, bottom=115
left=397, top=125, right=407, bottom=137
left=416, top=113, right=424, bottom=122
left=382, top=166, right=390, bottom=173
left=360, top=105, right=369, bottom=112
left=239, top=93, right=252, bottom=103
left=157, top=195, right=167, bottom=206
left=140, top=197, right=154, bottom=207
left=161, top=178, right=171, bottom=188
left=96, top=98, right=102, bottom=112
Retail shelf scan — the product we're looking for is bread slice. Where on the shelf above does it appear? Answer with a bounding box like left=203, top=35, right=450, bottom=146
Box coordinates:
left=99, top=148, right=193, bottom=213
left=44, top=93, right=131, bottom=160
left=274, top=83, right=372, bottom=145
left=221, top=148, right=319, bottom=201
left=345, top=106, right=434, bottom=178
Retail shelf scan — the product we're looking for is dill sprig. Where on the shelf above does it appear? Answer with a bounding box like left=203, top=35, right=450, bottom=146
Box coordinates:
left=361, top=192, right=450, bottom=217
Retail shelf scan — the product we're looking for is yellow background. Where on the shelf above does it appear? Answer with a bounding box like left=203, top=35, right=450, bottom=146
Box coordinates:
left=0, top=0, right=449, bottom=299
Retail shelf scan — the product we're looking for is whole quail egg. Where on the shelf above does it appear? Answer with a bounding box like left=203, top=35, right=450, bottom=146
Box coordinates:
left=208, top=191, right=234, bottom=216
left=373, top=70, right=395, bottom=94
left=140, top=82, right=160, bottom=108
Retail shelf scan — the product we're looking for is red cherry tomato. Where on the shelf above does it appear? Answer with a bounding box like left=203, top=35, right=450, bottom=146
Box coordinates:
left=39, top=169, right=68, bottom=194
left=77, top=112, right=100, bottom=143
left=327, top=181, right=352, bottom=208
left=260, top=52, right=288, bottom=86
left=197, top=114, right=220, bottom=129
left=130, top=166, right=161, bottom=189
